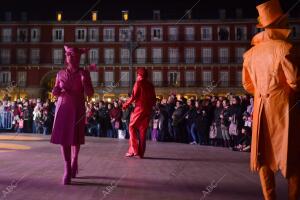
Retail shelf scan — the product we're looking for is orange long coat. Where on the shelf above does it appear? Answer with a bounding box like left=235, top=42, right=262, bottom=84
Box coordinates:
left=243, top=28, right=300, bottom=178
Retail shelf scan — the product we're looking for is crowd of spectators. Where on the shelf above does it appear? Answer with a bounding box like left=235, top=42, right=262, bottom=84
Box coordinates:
left=0, top=93, right=253, bottom=152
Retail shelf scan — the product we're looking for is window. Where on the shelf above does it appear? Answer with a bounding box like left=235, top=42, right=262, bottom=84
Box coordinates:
left=236, top=47, right=246, bottom=63
left=2, top=28, right=12, bottom=42
left=185, top=71, right=195, bottom=86
left=103, top=28, right=115, bottom=42
left=104, top=48, right=114, bottom=64
left=17, top=28, right=28, bottom=42
left=52, top=28, right=64, bottom=42
left=90, top=72, right=98, bottom=87
left=185, top=27, right=195, bottom=41
left=53, top=48, right=63, bottom=64
left=168, top=72, right=180, bottom=86
left=120, top=71, right=129, bottom=87
left=89, top=48, right=99, bottom=64
left=17, top=71, right=27, bottom=87
left=104, top=71, right=114, bottom=86
left=80, top=54, right=86, bottom=65
left=152, top=48, right=162, bottom=64
left=31, top=28, right=40, bottom=42
left=0, top=72, right=11, bottom=86
left=201, top=48, right=212, bottom=64
left=201, top=26, right=212, bottom=40
left=120, top=48, right=130, bottom=64
left=119, top=27, right=131, bottom=42
left=30, top=48, right=40, bottom=64
left=136, top=27, right=146, bottom=42
left=235, top=26, right=247, bottom=41
left=219, top=48, right=229, bottom=64
left=185, top=48, right=195, bottom=64
left=202, top=71, right=212, bottom=86
left=168, top=27, right=178, bottom=41
left=0, top=49, right=10, bottom=64
left=153, top=10, right=161, bottom=20
left=169, top=48, right=179, bottom=64
left=236, top=71, right=242, bottom=86
left=17, top=49, right=27, bottom=64
left=291, top=25, right=300, bottom=39
left=76, top=28, right=87, bottom=42
left=219, top=71, right=229, bottom=87
left=152, top=71, right=162, bottom=86
left=252, top=25, right=263, bottom=37
left=151, top=27, right=163, bottom=41
left=88, top=28, right=99, bottom=42
left=136, top=48, right=146, bottom=64
left=218, top=26, right=230, bottom=41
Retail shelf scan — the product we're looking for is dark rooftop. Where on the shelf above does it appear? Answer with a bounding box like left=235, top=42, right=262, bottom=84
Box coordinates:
left=0, top=0, right=299, bottom=21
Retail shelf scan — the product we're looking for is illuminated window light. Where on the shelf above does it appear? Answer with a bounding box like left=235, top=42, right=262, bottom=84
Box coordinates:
left=92, top=11, right=98, bottom=22
left=122, top=10, right=129, bottom=21
left=57, top=12, right=62, bottom=22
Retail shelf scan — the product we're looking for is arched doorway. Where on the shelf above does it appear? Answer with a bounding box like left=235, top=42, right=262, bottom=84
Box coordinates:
left=40, top=70, right=59, bottom=101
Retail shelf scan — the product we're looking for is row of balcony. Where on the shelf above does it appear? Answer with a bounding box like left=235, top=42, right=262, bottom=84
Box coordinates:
left=0, top=57, right=244, bottom=65
left=0, top=81, right=242, bottom=88
left=1, top=33, right=251, bottom=43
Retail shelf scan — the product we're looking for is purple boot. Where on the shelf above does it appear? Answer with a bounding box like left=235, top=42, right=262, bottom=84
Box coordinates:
left=71, top=145, right=80, bottom=178
left=61, top=146, right=71, bottom=185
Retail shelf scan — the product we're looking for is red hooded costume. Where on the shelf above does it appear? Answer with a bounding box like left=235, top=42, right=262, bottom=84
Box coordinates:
left=123, top=68, right=156, bottom=158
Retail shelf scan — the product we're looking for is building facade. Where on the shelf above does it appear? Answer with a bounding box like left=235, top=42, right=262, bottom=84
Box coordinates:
left=1, top=16, right=300, bottom=101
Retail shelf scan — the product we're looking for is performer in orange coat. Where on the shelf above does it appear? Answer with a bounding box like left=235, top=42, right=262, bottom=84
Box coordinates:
left=122, top=68, right=156, bottom=158
left=242, top=0, right=300, bottom=199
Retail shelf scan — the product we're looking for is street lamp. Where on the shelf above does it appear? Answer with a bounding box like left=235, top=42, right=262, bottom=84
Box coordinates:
left=122, top=10, right=139, bottom=93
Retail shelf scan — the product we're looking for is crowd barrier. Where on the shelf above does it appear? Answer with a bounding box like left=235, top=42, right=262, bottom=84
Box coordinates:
left=0, top=111, right=13, bottom=130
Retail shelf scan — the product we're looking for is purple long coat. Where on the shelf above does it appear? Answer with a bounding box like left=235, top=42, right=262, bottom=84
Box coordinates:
left=50, top=68, right=94, bottom=145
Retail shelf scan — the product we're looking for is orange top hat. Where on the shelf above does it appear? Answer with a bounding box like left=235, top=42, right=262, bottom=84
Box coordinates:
left=256, top=0, right=286, bottom=28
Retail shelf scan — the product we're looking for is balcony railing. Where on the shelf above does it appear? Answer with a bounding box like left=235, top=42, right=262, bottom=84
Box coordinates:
left=1, top=36, right=12, bottom=42
left=17, top=58, right=27, bottom=65
left=120, top=58, right=130, bottom=65
left=53, top=59, right=63, bottom=65
left=168, top=34, right=178, bottom=41
left=0, top=57, right=247, bottom=66
left=185, top=34, right=195, bottom=41
left=152, top=58, right=162, bottom=64
left=0, top=59, right=11, bottom=65
left=90, top=81, right=242, bottom=88
left=30, top=58, right=40, bottom=64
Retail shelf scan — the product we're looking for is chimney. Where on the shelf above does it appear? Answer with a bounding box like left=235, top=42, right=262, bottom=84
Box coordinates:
left=185, top=9, right=192, bottom=19
left=4, top=12, right=12, bottom=21
left=153, top=10, right=161, bottom=20
left=219, top=9, right=226, bottom=20
left=236, top=8, right=243, bottom=19
left=21, top=12, right=28, bottom=21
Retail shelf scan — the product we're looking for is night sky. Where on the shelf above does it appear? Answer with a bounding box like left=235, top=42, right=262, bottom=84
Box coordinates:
left=0, top=0, right=299, bottom=21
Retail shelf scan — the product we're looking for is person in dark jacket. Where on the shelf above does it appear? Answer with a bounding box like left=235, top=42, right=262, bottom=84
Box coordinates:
left=172, top=100, right=187, bottom=143
left=110, top=101, right=122, bottom=138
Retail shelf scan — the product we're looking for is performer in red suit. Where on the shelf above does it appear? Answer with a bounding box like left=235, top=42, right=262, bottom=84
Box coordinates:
left=122, top=68, right=156, bottom=158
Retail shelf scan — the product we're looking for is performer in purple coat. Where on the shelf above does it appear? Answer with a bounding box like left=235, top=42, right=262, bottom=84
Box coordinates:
left=51, top=45, right=94, bottom=185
